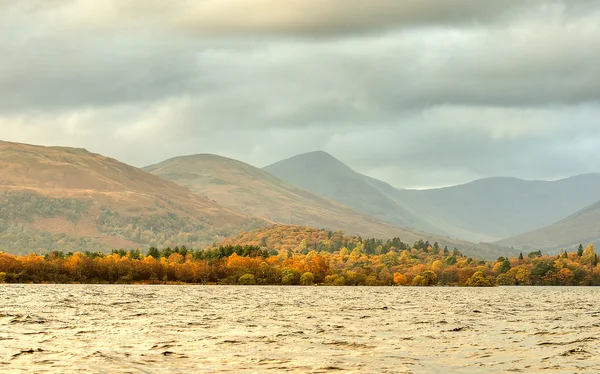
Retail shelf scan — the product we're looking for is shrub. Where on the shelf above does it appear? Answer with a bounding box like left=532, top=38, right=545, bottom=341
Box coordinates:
left=238, top=274, right=256, bottom=285
left=300, top=272, right=315, bottom=285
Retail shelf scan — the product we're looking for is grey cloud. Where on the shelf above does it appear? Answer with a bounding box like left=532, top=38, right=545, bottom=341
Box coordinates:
left=161, top=0, right=596, bottom=37
left=5, top=0, right=597, bottom=36
left=174, top=0, right=525, bottom=36
left=2, top=15, right=598, bottom=116
left=333, top=107, right=600, bottom=188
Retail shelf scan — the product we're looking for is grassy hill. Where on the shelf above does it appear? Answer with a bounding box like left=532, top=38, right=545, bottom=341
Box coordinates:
left=496, top=200, right=600, bottom=252
left=0, top=141, right=267, bottom=254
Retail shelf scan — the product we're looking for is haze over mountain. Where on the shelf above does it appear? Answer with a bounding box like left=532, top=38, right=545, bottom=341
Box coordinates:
left=0, top=141, right=266, bottom=254
left=145, top=153, right=512, bottom=259
left=497, top=200, right=600, bottom=252
left=394, top=174, right=600, bottom=242
left=264, top=151, right=600, bottom=244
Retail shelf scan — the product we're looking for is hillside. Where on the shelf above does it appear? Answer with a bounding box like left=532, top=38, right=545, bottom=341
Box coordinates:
left=496, top=200, right=600, bottom=252
left=144, top=154, right=446, bottom=242
left=208, top=225, right=513, bottom=260
left=0, top=141, right=267, bottom=254
left=262, top=151, right=443, bottom=233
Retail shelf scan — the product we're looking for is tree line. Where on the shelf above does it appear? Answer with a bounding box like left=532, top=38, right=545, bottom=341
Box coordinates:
left=1, top=227, right=598, bottom=286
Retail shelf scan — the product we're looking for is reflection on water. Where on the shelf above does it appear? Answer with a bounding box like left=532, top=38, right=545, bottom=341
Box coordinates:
left=1, top=285, right=599, bottom=373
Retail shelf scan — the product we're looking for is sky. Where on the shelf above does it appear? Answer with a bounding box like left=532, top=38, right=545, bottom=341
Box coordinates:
left=1, top=0, right=599, bottom=189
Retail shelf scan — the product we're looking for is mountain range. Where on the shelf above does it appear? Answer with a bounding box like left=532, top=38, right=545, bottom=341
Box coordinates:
left=264, top=151, right=600, bottom=250
left=1, top=139, right=597, bottom=258
left=144, top=154, right=505, bottom=258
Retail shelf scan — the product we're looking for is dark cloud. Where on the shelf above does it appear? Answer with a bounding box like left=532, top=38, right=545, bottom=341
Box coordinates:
left=0, top=1, right=599, bottom=188
left=155, top=0, right=597, bottom=37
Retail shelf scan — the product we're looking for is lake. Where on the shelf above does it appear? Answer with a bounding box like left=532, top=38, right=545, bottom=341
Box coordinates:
left=1, top=285, right=599, bottom=373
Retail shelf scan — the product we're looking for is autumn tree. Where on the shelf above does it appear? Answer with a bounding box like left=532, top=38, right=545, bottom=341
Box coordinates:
left=300, top=272, right=315, bottom=285
left=581, top=244, right=596, bottom=266
left=466, top=271, right=495, bottom=287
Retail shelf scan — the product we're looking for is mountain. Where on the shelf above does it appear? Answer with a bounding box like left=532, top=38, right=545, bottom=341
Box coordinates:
left=264, top=151, right=600, bottom=244
left=393, top=175, right=600, bottom=242
left=262, top=151, right=443, bottom=234
left=0, top=141, right=266, bottom=254
left=143, top=153, right=436, bottom=241
left=144, top=153, right=511, bottom=259
left=496, top=200, right=600, bottom=252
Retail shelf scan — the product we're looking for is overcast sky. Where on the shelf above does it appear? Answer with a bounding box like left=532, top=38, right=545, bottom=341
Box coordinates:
left=1, top=0, right=599, bottom=188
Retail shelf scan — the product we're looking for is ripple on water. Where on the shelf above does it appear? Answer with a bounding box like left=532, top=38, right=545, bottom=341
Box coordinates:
left=1, top=285, right=600, bottom=373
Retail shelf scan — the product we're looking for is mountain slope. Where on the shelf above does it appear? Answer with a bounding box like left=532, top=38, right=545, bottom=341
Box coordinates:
left=262, top=151, right=443, bottom=234
left=0, top=140, right=267, bottom=254
left=393, top=175, right=600, bottom=242
left=496, top=200, right=600, bottom=252
left=144, top=154, right=434, bottom=240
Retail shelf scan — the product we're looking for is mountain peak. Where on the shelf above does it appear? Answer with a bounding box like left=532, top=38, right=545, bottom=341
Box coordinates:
left=146, top=153, right=244, bottom=168
left=264, top=150, right=354, bottom=175
left=301, top=150, right=335, bottom=158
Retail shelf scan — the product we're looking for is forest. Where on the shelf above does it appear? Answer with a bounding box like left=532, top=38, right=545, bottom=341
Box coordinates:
left=1, top=226, right=598, bottom=286
left=0, top=191, right=264, bottom=254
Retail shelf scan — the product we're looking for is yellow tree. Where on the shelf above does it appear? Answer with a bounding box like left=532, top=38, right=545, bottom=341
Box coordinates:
left=581, top=244, right=596, bottom=266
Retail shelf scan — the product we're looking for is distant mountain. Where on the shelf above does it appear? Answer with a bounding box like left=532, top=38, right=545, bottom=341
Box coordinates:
left=264, top=151, right=600, bottom=244
left=145, top=153, right=511, bottom=259
left=262, top=151, right=443, bottom=234
left=496, top=200, right=600, bottom=252
left=0, top=141, right=266, bottom=254
left=144, top=153, right=438, bottom=241
left=394, top=175, right=600, bottom=242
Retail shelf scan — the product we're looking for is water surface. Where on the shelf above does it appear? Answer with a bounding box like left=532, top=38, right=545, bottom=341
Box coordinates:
left=1, top=285, right=599, bottom=373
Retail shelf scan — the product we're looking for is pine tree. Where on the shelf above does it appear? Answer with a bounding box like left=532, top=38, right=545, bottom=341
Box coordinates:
left=146, top=246, right=160, bottom=259
left=499, top=259, right=511, bottom=273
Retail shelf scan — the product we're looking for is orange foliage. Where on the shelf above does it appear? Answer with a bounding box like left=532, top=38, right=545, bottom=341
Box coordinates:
left=0, top=226, right=598, bottom=287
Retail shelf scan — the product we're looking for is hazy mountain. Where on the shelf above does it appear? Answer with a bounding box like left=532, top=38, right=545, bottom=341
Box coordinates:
left=145, top=153, right=512, bottom=259
left=0, top=141, right=266, bottom=254
left=496, top=200, right=600, bottom=252
left=393, top=175, right=600, bottom=242
left=262, top=151, right=443, bottom=234
left=264, top=151, right=600, bottom=245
